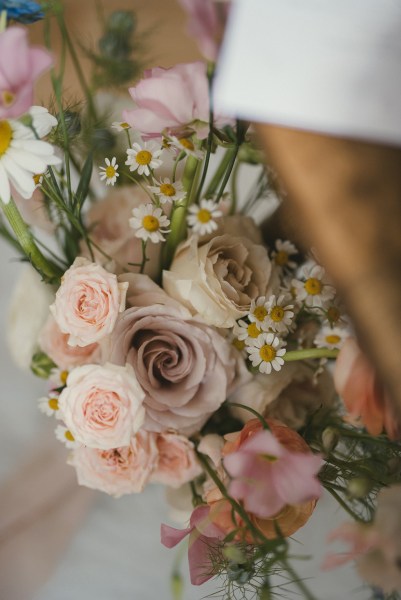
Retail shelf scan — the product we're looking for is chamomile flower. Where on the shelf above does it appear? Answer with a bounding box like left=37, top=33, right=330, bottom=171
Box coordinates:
left=99, top=157, right=119, bottom=186
left=292, top=264, right=335, bottom=308
left=246, top=332, right=286, bottom=374
left=49, top=368, right=69, bottom=388
left=129, top=203, right=170, bottom=243
left=148, top=177, right=186, bottom=204
left=314, top=326, right=350, bottom=350
left=126, top=140, right=163, bottom=176
left=0, top=119, right=61, bottom=204
left=55, top=424, right=77, bottom=449
left=187, top=199, right=222, bottom=235
left=265, top=294, right=295, bottom=333
left=111, top=121, right=131, bottom=132
left=321, top=298, right=349, bottom=328
left=169, top=135, right=204, bottom=159
left=271, top=239, right=298, bottom=270
left=38, top=394, right=60, bottom=417
left=248, top=297, right=269, bottom=328
left=235, top=319, right=263, bottom=342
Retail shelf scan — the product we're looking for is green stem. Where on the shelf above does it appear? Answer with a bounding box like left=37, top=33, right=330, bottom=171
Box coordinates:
left=205, top=148, right=236, bottom=197
left=215, top=144, right=240, bottom=204
left=140, top=240, right=148, bottom=274
left=284, top=348, right=339, bottom=362
left=325, top=487, right=366, bottom=523
left=229, top=402, right=270, bottom=430
left=230, top=159, right=240, bottom=215
left=279, top=559, right=318, bottom=600
left=1, top=199, right=61, bottom=281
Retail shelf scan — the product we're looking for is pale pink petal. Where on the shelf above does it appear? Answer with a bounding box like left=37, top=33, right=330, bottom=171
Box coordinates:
left=271, top=452, right=323, bottom=506
left=160, top=523, right=192, bottom=548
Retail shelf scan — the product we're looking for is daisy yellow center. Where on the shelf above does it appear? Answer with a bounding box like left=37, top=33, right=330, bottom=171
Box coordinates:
left=232, top=338, right=245, bottom=351
left=197, top=209, right=212, bottom=223
left=136, top=150, right=152, bottom=165
left=304, top=277, right=322, bottom=296
left=60, top=370, right=68, bottom=385
left=105, top=165, right=116, bottom=178
left=0, top=120, right=13, bottom=156
left=65, top=430, right=75, bottom=442
left=142, top=215, right=160, bottom=232
left=179, top=137, right=194, bottom=151
left=2, top=90, right=15, bottom=107
left=270, top=306, right=285, bottom=322
left=327, top=306, right=340, bottom=323
left=33, top=173, right=43, bottom=185
left=325, top=334, right=341, bottom=345
left=160, top=183, right=176, bottom=197
left=48, top=397, right=59, bottom=410
left=247, top=323, right=261, bottom=338
left=253, top=306, right=267, bottom=321
left=121, top=122, right=130, bottom=129
left=259, top=344, right=276, bottom=363
left=261, top=454, right=278, bottom=462
left=275, top=250, right=289, bottom=266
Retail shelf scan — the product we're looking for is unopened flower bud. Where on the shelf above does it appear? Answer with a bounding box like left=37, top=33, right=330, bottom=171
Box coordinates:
left=227, top=563, right=253, bottom=584
left=170, top=572, right=183, bottom=600
left=347, top=477, right=373, bottom=499
left=107, top=11, right=136, bottom=36
left=322, top=427, right=339, bottom=453
left=223, top=545, right=246, bottom=564
left=30, top=351, right=56, bottom=379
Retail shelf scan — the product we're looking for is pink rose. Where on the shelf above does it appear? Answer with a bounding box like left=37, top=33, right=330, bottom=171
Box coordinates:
left=58, top=363, right=145, bottom=449
left=152, top=432, right=202, bottom=488
left=0, top=27, right=52, bottom=119
left=106, top=274, right=236, bottom=434
left=69, top=431, right=159, bottom=497
left=50, top=257, right=128, bottom=346
left=39, top=315, right=100, bottom=370
left=123, top=62, right=229, bottom=140
left=178, top=0, right=230, bottom=61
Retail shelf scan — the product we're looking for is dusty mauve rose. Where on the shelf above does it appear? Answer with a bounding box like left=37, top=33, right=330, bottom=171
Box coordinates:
left=59, top=363, right=145, bottom=449
left=39, top=315, right=99, bottom=370
left=163, top=233, right=272, bottom=328
left=69, top=430, right=158, bottom=497
left=106, top=274, right=236, bottom=434
left=151, top=432, right=202, bottom=488
left=50, top=257, right=128, bottom=347
left=80, top=186, right=160, bottom=277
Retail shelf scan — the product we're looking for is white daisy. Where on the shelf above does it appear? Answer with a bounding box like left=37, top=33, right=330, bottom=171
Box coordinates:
left=187, top=199, right=222, bottom=235
left=246, top=332, right=286, bottom=374
left=148, top=177, right=186, bottom=204
left=55, top=424, right=77, bottom=449
left=38, top=394, right=60, bottom=417
left=169, top=136, right=204, bottom=159
left=0, top=119, right=61, bottom=204
left=265, top=294, right=295, bottom=333
left=126, top=140, right=163, bottom=176
left=235, top=319, right=263, bottom=342
left=129, top=203, right=170, bottom=243
left=321, top=298, right=349, bottom=328
left=29, top=106, right=58, bottom=138
left=248, top=297, right=269, bottom=328
left=314, top=326, right=350, bottom=350
left=292, top=264, right=335, bottom=309
left=111, top=121, right=131, bottom=132
left=49, top=367, right=69, bottom=388
left=271, top=239, right=298, bottom=270
left=99, top=156, right=119, bottom=186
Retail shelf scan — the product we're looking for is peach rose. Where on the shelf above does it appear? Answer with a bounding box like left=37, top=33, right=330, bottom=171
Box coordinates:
left=163, top=232, right=273, bottom=328
left=58, top=363, right=145, bottom=449
left=151, top=432, right=202, bottom=488
left=69, top=430, right=159, bottom=497
left=38, top=315, right=100, bottom=370
left=50, top=257, right=128, bottom=347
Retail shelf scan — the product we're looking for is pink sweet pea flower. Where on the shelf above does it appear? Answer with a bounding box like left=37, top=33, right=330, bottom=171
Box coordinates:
left=224, top=429, right=322, bottom=520
left=0, top=27, right=52, bottom=119
left=123, top=62, right=230, bottom=140
left=178, top=0, right=230, bottom=61
left=161, top=505, right=226, bottom=585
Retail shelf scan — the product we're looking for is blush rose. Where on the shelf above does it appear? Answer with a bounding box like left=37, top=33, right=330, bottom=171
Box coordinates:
left=151, top=432, right=202, bottom=488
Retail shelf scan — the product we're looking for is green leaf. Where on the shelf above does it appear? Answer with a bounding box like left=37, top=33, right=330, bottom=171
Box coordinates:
left=74, top=153, right=93, bottom=214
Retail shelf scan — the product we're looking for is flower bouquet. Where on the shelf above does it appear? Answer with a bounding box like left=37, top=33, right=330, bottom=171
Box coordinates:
left=1, top=2, right=401, bottom=599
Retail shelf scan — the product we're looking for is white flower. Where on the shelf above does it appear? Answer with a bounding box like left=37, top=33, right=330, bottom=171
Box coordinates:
left=38, top=394, right=60, bottom=417
left=187, top=199, right=222, bottom=235
left=235, top=319, right=263, bottom=343
left=248, top=296, right=269, bottom=328
left=265, top=294, right=295, bottom=333
left=321, top=298, right=349, bottom=327
left=292, top=264, right=335, bottom=308
left=129, top=203, right=170, bottom=243
left=0, top=119, right=61, bottom=204
left=169, top=136, right=204, bottom=159
left=314, top=326, right=350, bottom=350
left=246, top=333, right=286, bottom=374
left=112, top=121, right=131, bottom=132
left=148, top=177, right=186, bottom=204
left=49, top=367, right=69, bottom=388
left=29, top=106, right=58, bottom=138
left=55, top=424, right=77, bottom=449
left=271, top=239, right=298, bottom=270
left=125, top=140, right=163, bottom=176
left=99, top=157, right=119, bottom=186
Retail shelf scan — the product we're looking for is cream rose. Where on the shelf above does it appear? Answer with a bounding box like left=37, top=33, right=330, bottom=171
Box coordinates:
left=106, top=274, right=237, bottom=434
left=163, top=232, right=273, bottom=328
left=69, top=430, right=158, bottom=497
left=59, top=363, right=145, bottom=449
left=50, top=257, right=128, bottom=346
left=151, top=432, right=202, bottom=488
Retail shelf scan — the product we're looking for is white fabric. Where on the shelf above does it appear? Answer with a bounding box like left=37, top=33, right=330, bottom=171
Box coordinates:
left=214, top=0, right=401, bottom=145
